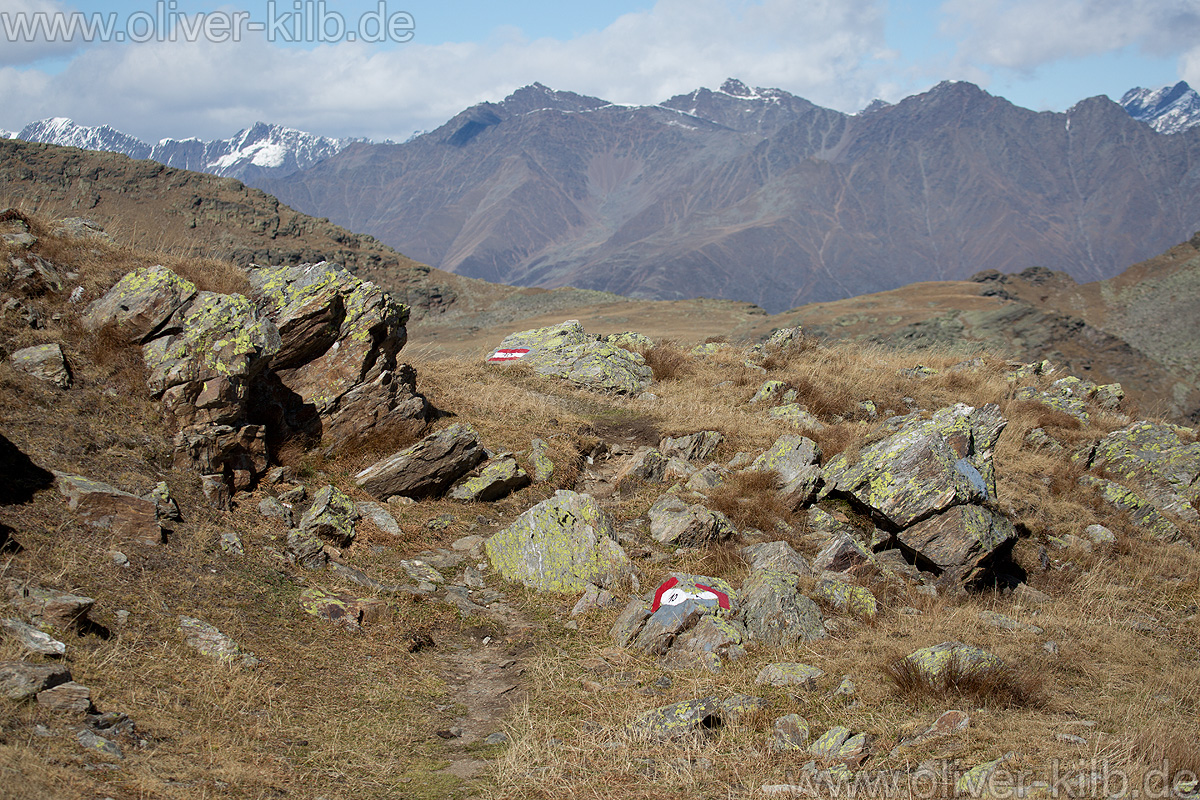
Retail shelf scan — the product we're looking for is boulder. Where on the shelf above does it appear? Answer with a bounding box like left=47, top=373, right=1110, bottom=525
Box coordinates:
left=647, top=494, right=737, bottom=546
left=737, top=570, right=825, bottom=645
left=768, top=404, right=826, bottom=431
left=750, top=434, right=822, bottom=507
left=740, top=541, right=812, bottom=576
left=660, top=431, right=724, bottom=461
left=821, top=404, right=1005, bottom=528
left=10, top=343, right=71, bottom=388
left=485, top=491, right=630, bottom=593
left=37, top=681, right=93, bottom=714
left=9, top=253, right=64, bottom=296
left=666, top=616, right=747, bottom=670
left=1078, top=475, right=1181, bottom=540
left=448, top=455, right=530, bottom=501
left=610, top=597, right=653, bottom=647
left=286, top=529, right=327, bottom=569
left=813, top=577, right=878, bottom=620
left=486, top=320, right=653, bottom=394
left=7, top=583, right=94, bottom=630
left=355, top=423, right=485, bottom=500
left=0, top=661, right=71, bottom=700
left=299, top=587, right=389, bottom=631
left=896, top=504, right=1016, bottom=581
left=83, top=265, right=197, bottom=343
left=298, top=484, right=358, bottom=546
left=1085, top=421, right=1200, bottom=524
left=756, top=663, right=824, bottom=689
left=0, top=618, right=66, bottom=656
left=53, top=472, right=162, bottom=545
left=902, top=641, right=1005, bottom=684
left=812, top=531, right=874, bottom=573
left=355, top=501, right=401, bottom=536
left=686, top=463, right=726, bottom=491
left=629, top=695, right=721, bottom=741
left=616, top=447, right=668, bottom=484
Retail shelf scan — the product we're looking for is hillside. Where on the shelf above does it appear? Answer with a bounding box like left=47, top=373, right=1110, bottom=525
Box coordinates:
left=259, top=80, right=1200, bottom=312
left=1, top=211, right=1198, bottom=799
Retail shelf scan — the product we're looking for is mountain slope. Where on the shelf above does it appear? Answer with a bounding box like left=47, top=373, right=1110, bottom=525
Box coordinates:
left=260, top=80, right=1200, bottom=313
left=15, top=118, right=359, bottom=181
left=1119, top=81, right=1200, bottom=134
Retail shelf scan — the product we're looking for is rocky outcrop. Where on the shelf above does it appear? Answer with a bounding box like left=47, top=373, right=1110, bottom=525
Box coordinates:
left=1083, top=421, right=1200, bottom=526
left=660, top=431, right=723, bottom=461
left=647, top=493, right=737, bottom=546
left=737, top=570, right=825, bottom=646
left=355, top=423, right=485, bottom=500
left=750, top=434, right=822, bottom=508
left=484, top=490, right=630, bottom=593
left=486, top=320, right=653, bottom=394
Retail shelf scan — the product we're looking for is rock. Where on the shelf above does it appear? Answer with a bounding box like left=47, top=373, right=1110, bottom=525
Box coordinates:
left=200, top=473, right=232, bottom=509
left=769, top=714, right=810, bottom=752
left=978, top=610, right=1044, bottom=634
left=9, top=253, right=63, bottom=295
left=821, top=403, right=1005, bottom=528
left=488, top=320, right=653, bottom=394
left=768, top=404, right=826, bottom=431
left=10, top=343, right=72, bottom=388
left=0, top=618, right=66, bottom=656
left=616, top=447, right=669, bottom=484
left=896, top=504, right=1016, bottom=583
left=955, top=753, right=1013, bottom=795
left=451, top=534, right=484, bottom=553
left=740, top=541, right=812, bottom=577
left=1084, top=524, right=1116, bottom=544
left=1085, top=421, right=1200, bottom=524
left=1079, top=476, right=1181, bottom=540
left=147, top=481, right=182, bottom=523
left=298, top=484, right=358, bottom=546
left=660, top=431, right=724, bottom=461
left=808, top=726, right=852, bottom=758
left=756, top=663, right=824, bottom=689
left=812, top=531, right=874, bottom=573
left=83, top=265, right=198, bottom=343
left=813, top=578, right=878, bottom=620
left=666, top=616, right=746, bottom=670
left=686, top=463, right=727, bottom=491
left=720, top=694, right=768, bottom=724
left=484, top=732, right=509, bottom=746
left=220, top=532, right=244, bottom=555
left=891, top=709, right=970, bottom=755
left=449, top=455, right=531, bottom=501
left=400, top=560, right=445, bottom=584
left=258, top=496, right=295, bottom=527
left=299, top=587, right=389, bottom=631
left=832, top=676, right=857, bottom=702
left=750, top=434, right=822, bottom=507
left=55, top=216, right=112, bottom=241
left=529, top=438, right=555, bottom=483
left=1012, top=583, right=1051, bottom=605
left=287, top=529, right=328, bottom=569
left=7, top=583, right=95, bottom=630
left=36, top=680, right=93, bottom=714
left=647, top=494, right=737, bottom=546
left=750, top=380, right=787, bottom=404
left=902, top=641, right=1005, bottom=684
left=355, top=423, right=485, bottom=500
left=611, top=597, right=653, bottom=647
left=629, top=695, right=721, bottom=740
left=1094, top=383, right=1125, bottom=409
left=53, top=472, right=162, bottom=545
left=76, top=729, right=122, bottom=759
left=485, top=490, right=630, bottom=593
left=355, top=501, right=401, bottom=536
left=249, top=263, right=427, bottom=449
left=178, top=617, right=258, bottom=667
left=737, top=570, right=826, bottom=645
left=571, top=584, right=617, bottom=616
left=633, top=600, right=707, bottom=656
left=173, top=424, right=269, bottom=493
left=0, top=661, right=71, bottom=700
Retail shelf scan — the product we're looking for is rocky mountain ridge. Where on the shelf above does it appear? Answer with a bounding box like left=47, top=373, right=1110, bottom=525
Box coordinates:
left=1119, top=81, right=1200, bottom=134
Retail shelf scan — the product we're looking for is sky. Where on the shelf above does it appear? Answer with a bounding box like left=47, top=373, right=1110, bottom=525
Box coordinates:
left=0, top=0, right=1198, bottom=142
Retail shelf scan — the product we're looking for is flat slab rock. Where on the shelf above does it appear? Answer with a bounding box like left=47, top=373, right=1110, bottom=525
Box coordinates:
left=355, top=423, right=485, bottom=500
left=178, top=616, right=259, bottom=667
left=0, top=661, right=72, bottom=700
left=486, top=320, right=653, bottom=395
left=54, top=472, right=162, bottom=545
left=10, top=343, right=72, bottom=388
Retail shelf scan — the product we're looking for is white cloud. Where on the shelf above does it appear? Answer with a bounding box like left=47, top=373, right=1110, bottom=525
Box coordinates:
left=939, top=0, right=1200, bottom=74
left=0, top=0, right=891, bottom=141
left=0, top=0, right=87, bottom=66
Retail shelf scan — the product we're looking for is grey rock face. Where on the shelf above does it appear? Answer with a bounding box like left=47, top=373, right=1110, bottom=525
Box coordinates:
left=355, top=423, right=485, bottom=500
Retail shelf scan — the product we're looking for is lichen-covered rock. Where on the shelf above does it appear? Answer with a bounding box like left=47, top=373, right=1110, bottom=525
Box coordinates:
left=487, top=320, right=653, bottom=394
left=148, top=481, right=182, bottom=523
left=647, top=494, right=737, bottom=546
left=0, top=618, right=66, bottom=657
left=1078, top=476, right=1181, bottom=539
left=173, top=423, right=269, bottom=492
left=896, top=504, right=1016, bottom=581
left=686, top=463, right=727, bottom=491
left=660, top=431, right=724, bottom=461
left=355, top=423, right=485, bottom=500
left=1085, top=421, right=1200, bottom=524
left=756, top=662, right=824, bottom=689
left=11, top=343, right=71, bottom=388
left=737, top=570, right=825, bottom=645
left=666, top=616, right=746, bottom=671
left=616, top=447, right=668, bottom=484
left=750, top=434, right=822, bottom=507
left=750, top=380, right=786, bottom=405
left=178, top=616, right=258, bottom=667
left=1094, top=383, right=1125, bottom=410
left=740, top=541, right=812, bottom=577
left=485, top=491, right=630, bottom=593
left=287, top=529, right=327, bottom=569
left=630, top=695, right=721, bottom=740
left=53, top=471, right=162, bottom=545
left=821, top=404, right=1005, bottom=528
left=611, top=597, right=652, bottom=647
left=720, top=693, right=768, bottom=724
left=902, top=641, right=1004, bottom=683
left=83, top=265, right=197, bottom=343
left=299, top=484, right=358, bottom=546
left=812, top=531, right=874, bottom=573
left=604, top=331, right=654, bottom=350
left=530, top=438, right=555, bottom=483
left=299, top=587, right=388, bottom=631
left=0, top=661, right=71, bottom=700
left=7, top=583, right=94, bottom=630
left=813, top=577, right=878, bottom=620
left=449, top=456, right=530, bottom=501
left=768, top=404, right=826, bottom=431
left=769, top=714, right=810, bottom=752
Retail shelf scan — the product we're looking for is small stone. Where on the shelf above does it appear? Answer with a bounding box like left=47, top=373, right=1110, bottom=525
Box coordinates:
left=37, top=680, right=94, bottom=714
left=400, top=560, right=445, bottom=584
left=76, top=729, right=123, bottom=759
left=258, top=496, right=295, bottom=527
left=629, top=695, right=721, bottom=741
left=808, top=726, right=852, bottom=758
left=831, top=676, right=856, bottom=701
left=720, top=694, right=768, bottom=724
left=220, top=532, right=245, bottom=556
left=1044, top=640, right=1060, bottom=656
left=484, top=732, right=509, bottom=746
left=109, top=551, right=129, bottom=568
left=768, top=714, right=810, bottom=752
left=755, top=663, right=824, bottom=689
left=451, top=534, right=484, bottom=552
left=10, top=343, right=72, bottom=388
left=1056, top=733, right=1087, bottom=745
left=179, top=616, right=258, bottom=667
left=0, top=618, right=66, bottom=657
left=979, top=610, right=1044, bottom=635
left=1084, top=524, right=1116, bottom=545
left=278, top=485, right=306, bottom=504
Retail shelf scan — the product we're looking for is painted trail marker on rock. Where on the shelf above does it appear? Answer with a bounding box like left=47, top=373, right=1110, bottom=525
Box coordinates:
left=488, top=348, right=530, bottom=362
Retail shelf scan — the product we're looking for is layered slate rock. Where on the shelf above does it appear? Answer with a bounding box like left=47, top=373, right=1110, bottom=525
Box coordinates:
left=178, top=616, right=258, bottom=667
left=0, top=661, right=71, bottom=700
left=737, top=570, right=825, bottom=645
left=821, top=404, right=1005, bottom=528
left=173, top=424, right=268, bottom=493
left=448, top=456, right=530, bottom=501
left=10, top=343, right=71, bottom=388
left=750, top=434, right=822, bottom=507
left=660, top=431, right=723, bottom=461
left=6, top=583, right=94, bottom=631
left=487, top=320, right=653, bottom=394
left=53, top=472, right=162, bottom=545
left=665, top=615, right=747, bottom=671
left=83, top=264, right=198, bottom=343
left=356, top=423, right=485, bottom=500
left=298, top=484, right=358, bottom=546
left=740, top=541, right=812, bottom=576
left=896, top=504, right=1016, bottom=579
left=647, top=493, right=737, bottom=546
left=485, top=490, right=630, bottom=593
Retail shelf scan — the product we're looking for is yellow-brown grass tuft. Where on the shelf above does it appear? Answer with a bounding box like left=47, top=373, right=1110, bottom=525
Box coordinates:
left=642, top=340, right=689, bottom=381
left=706, top=468, right=793, bottom=533
left=883, top=653, right=1048, bottom=709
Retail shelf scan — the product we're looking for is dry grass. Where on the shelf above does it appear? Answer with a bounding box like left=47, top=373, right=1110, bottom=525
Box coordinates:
left=641, top=340, right=689, bottom=382
left=706, top=469, right=794, bottom=533
left=883, top=653, right=1049, bottom=709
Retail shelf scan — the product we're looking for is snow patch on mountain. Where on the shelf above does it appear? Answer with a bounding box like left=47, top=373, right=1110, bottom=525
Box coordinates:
left=1119, top=81, right=1200, bottom=134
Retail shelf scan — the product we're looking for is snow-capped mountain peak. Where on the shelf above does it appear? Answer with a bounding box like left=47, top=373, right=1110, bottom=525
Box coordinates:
left=18, top=117, right=151, bottom=158
left=1119, top=81, right=1200, bottom=134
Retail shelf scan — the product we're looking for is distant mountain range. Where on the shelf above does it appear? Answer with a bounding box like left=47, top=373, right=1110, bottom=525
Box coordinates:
left=8, top=118, right=362, bottom=182
left=255, top=79, right=1200, bottom=312
left=1119, top=81, right=1200, bottom=134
